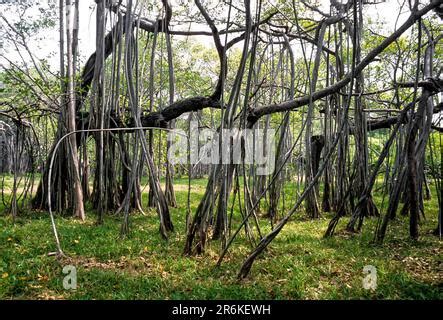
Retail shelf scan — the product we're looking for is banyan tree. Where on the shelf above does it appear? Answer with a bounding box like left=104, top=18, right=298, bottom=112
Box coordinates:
left=0, top=0, right=441, bottom=279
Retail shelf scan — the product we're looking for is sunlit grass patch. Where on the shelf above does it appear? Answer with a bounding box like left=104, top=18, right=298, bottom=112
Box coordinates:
left=0, top=178, right=441, bottom=299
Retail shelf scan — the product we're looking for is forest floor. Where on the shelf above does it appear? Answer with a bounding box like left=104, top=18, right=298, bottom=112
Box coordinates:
left=0, top=177, right=442, bottom=299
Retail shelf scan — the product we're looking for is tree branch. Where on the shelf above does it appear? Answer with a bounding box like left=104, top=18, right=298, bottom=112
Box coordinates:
left=245, top=0, right=441, bottom=127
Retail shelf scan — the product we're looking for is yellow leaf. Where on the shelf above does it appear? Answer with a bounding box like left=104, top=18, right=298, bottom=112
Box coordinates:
left=74, top=239, right=79, bottom=244
left=2, top=273, right=8, bottom=278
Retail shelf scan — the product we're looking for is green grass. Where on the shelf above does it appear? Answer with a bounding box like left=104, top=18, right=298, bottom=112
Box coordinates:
left=0, top=177, right=441, bottom=299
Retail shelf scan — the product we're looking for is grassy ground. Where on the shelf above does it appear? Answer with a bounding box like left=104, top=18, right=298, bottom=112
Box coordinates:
left=0, top=176, right=441, bottom=299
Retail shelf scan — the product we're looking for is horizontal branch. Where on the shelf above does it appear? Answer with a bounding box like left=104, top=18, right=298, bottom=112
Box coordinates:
left=136, top=96, right=221, bottom=128
left=362, top=102, right=442, bottom=132
left=396, top=78, right=443, bottom=91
